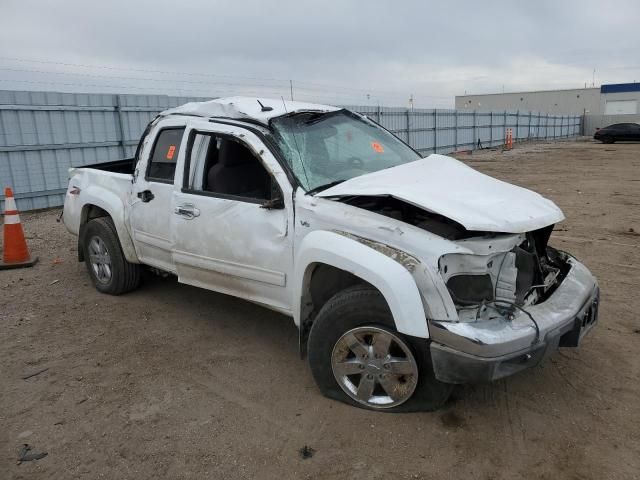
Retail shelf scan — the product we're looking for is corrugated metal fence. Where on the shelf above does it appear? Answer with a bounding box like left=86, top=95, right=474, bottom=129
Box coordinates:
left=0, top=90, right=581, bottom=211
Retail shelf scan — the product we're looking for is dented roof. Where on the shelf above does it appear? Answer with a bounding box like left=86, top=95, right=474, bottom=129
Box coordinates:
left=159, top=96, right=339, bottom=125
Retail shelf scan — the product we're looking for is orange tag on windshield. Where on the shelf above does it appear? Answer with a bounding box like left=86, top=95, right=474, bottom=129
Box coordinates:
left=166, top=145, right=176, bottom=160
left=371, top=142, right=384, bottom=153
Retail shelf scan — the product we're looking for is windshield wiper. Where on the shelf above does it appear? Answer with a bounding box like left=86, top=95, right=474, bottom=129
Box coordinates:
left=306, top=179, right=346, bottom=195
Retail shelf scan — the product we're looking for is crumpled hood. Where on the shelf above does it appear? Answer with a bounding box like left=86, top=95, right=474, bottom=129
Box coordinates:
left=317, top=154, right=564, bottom=233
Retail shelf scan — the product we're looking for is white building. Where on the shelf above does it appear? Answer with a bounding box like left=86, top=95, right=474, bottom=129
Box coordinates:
left=455, top=83, right=640, bottom=116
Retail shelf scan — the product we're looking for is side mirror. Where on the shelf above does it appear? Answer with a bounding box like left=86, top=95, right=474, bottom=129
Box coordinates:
left=260, top=196, right=285, bottom=210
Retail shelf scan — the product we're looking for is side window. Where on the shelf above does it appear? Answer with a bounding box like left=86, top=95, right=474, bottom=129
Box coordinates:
left=184, top=132, right=275, bottom=201
left=147, top=127, right=185, bottom=182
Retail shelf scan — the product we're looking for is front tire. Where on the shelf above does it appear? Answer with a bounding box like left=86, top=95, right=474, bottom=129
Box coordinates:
left=82, top=217, right=141, bottom=295
left=307, top=285, right=453, bottom=412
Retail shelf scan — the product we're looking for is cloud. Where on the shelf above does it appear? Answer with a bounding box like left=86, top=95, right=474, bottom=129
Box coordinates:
left=1, top=0, right=639, bottom=107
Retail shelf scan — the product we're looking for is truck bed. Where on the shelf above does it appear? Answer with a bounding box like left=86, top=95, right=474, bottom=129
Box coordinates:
left=82, top=158, right=136, bottom=174
left=64, top=163, right=135, bottom=237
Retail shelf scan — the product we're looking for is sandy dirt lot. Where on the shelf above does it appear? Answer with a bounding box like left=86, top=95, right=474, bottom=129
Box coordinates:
left=1, top=139, right=639, bottom=479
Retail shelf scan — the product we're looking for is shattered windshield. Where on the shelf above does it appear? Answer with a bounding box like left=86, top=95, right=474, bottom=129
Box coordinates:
left=269, top=110, right=421, bottom=193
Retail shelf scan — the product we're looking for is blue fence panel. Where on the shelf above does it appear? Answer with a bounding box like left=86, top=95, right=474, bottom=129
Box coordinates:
left=0, top=89, right=581, bottom=211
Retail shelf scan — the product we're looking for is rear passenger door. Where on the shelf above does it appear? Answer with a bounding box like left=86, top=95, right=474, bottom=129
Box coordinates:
left=171, top=122, right=294, bottom=313
left=129, top=120, right=186, bottom=273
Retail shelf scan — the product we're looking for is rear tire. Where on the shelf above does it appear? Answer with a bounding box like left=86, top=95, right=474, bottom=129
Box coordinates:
left=602, top=135, right=615, bottom=144
left=82, top=217, right=141, bottom=295
left=307, top=285, right=453, bottom=412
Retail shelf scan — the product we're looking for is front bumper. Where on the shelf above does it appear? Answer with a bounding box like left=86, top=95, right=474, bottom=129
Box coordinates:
left=428, top=256, right=599, bottom=383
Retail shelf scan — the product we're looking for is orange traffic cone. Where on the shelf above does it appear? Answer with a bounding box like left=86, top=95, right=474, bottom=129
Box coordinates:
left=1, top=187, right=38, bottom=270
left=505, top=128, right=513, bottom=150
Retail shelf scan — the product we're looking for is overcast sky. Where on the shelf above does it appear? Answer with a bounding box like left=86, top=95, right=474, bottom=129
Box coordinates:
left=1, top=0, right=639, bottom=108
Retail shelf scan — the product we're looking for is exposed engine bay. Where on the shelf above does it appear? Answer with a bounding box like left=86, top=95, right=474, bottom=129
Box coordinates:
left=342, top=195, right=477, bottom=240
left=340, top=195, right=571, bottom=322
left=439, top=230, right=571, bottom=322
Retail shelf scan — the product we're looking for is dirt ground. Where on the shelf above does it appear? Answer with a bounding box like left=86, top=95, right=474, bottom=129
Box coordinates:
left=1, top=138, right=639, bottom=480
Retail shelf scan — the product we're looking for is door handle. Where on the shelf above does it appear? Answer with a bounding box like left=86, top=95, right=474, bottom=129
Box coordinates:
left=174, top=204, right=200, bottom=219
left=137, top=190, right=154, bottom=203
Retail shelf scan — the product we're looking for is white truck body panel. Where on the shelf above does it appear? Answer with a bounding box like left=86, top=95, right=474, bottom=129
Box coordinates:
left=160, top=96, right=339, bottom=125
left=170, top=120, right=294, bottom=313
left=62, top=96, right=590, bottom=349
left=64, top=168, right=139, bottom=263
left=318, top=154, right=565, bottom=233
left=292, top=229, right=429, bottom=337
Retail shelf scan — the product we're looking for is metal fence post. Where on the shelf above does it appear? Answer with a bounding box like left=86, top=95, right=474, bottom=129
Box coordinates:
left=515, top=110, right=519, bottom=144
left=539, top=113, right=542, bottom=139
left=473, top=110, right=477, bottom=150
left=406, top=109, right=411, bottom=148
left=504, top=110, right=507, bottom=146
left=545, top=113, right=549, bottom=139
left=453, top=110, right=458, bottom=151
left=433, top=109, right=438, bottom=153
left=114, top=94, right=127, bottom=158
left=528, top=111, right=532, bottom=140
left=376, top=105, right=382, bottom=124
left=489, top=111, right=493, bottom=147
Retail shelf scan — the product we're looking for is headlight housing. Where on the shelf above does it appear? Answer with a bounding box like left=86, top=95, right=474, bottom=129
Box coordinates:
left=439, top=250, right=518, bottom=309
left=445, top=274, right=494, bottom=305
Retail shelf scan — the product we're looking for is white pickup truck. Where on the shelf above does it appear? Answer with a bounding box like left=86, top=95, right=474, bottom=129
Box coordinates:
left=63, top=97, right=599, bottom=411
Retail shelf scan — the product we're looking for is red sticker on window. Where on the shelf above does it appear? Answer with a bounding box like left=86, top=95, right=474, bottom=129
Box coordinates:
left=166, top=145, right=176, bottom=160
left=371, top=142, right=384, bottom=153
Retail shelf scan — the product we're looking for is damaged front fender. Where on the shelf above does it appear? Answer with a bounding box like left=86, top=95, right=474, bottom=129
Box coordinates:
left=292, top=230, right=431, bottom=338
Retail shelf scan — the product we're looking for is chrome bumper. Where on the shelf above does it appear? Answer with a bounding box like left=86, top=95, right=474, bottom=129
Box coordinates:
left=428, top=256, right=599, bottom=383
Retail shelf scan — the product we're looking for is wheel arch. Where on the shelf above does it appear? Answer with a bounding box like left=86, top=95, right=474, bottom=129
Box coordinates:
left=78, top=189, right=138, bottom=263
left=293, top=230, right=429, bottom=356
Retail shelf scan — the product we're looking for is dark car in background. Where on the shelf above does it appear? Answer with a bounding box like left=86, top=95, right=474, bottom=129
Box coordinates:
left=594, top=123, right=640, bottom=143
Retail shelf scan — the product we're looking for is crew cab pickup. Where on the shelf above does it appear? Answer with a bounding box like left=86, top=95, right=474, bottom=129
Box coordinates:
left=63, top=97, right=599, bottom=411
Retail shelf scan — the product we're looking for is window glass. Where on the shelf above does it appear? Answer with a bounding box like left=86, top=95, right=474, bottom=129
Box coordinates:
left=187, top=134, right=214, bottom=190
left=147, top=128, right=185, bottom=182
left=185, top=132, right=273, bottom=201
left=270, top=110, right=421, bottom=192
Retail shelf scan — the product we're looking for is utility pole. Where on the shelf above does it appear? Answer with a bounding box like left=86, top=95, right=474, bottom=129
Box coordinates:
left=409, top=93, right=414, bottom=111
left=289, top=80, right=294, bottom=101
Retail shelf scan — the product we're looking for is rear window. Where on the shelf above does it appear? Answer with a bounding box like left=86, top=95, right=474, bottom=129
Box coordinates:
left=147, top=128, right=185, bottom=182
